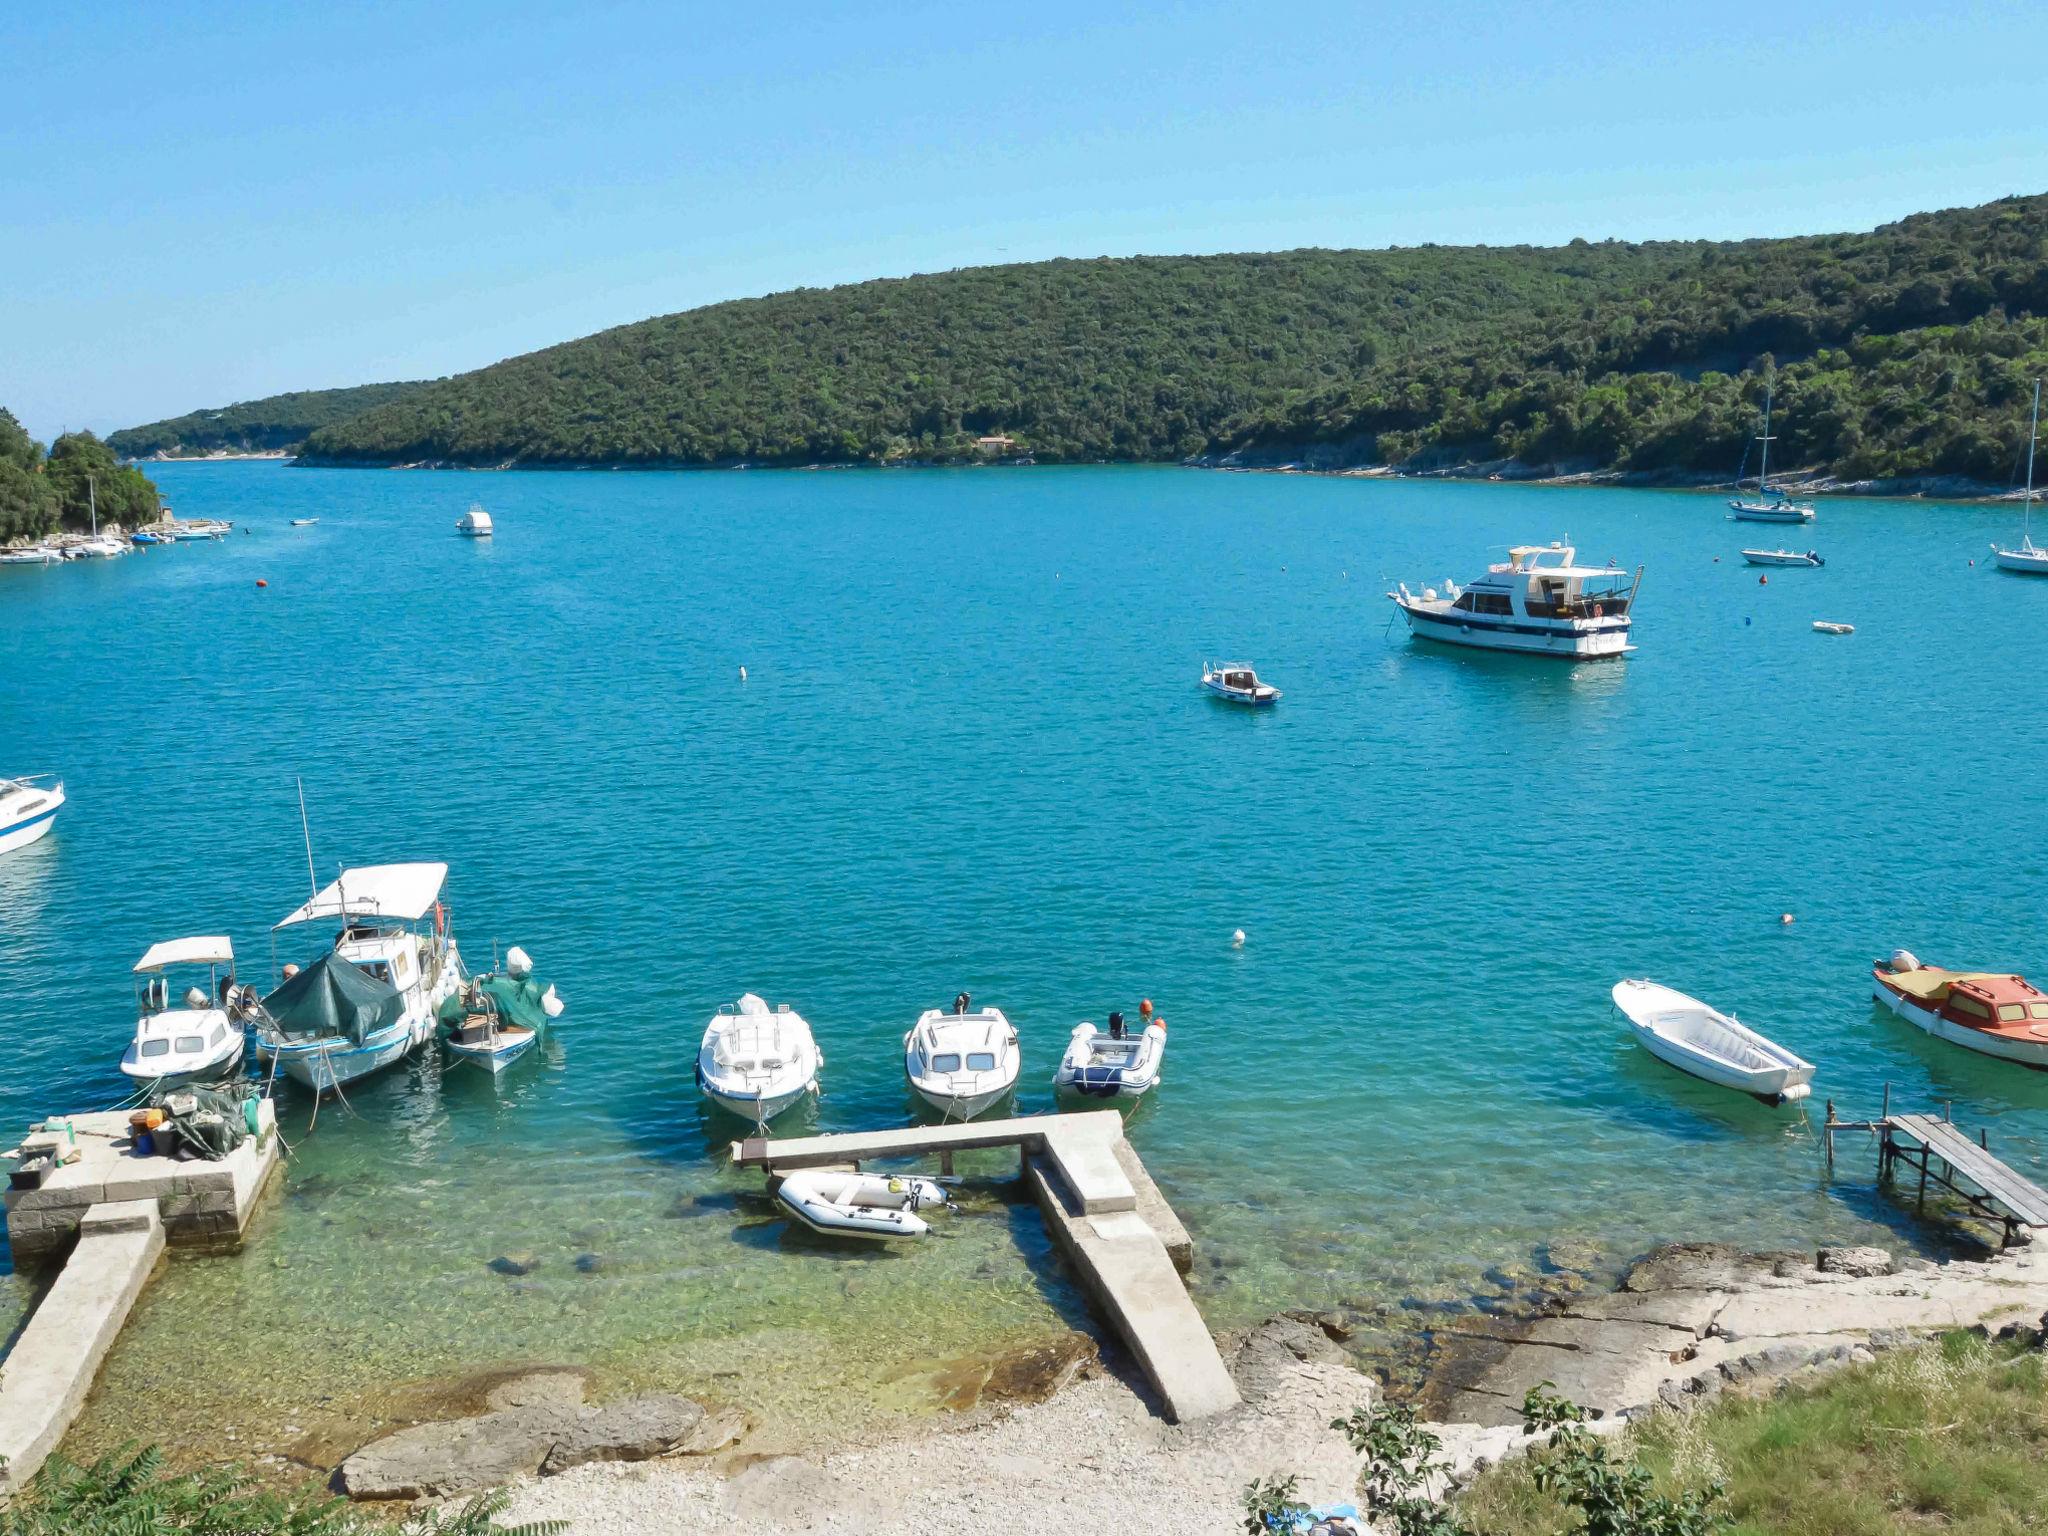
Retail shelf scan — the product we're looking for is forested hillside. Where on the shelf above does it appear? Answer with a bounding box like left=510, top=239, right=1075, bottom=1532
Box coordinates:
left=109, top=380, right=427, bottom=458
left=294, top=245, right=1706, bottom=467
left=2, top=411, right=160, bottom=542
left=1220, top=195, right=2048, bottom=483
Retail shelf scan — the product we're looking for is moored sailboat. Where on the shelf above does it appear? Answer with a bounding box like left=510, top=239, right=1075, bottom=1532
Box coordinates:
left=1729, top=382, right=1817, bottom=522
left=1992, top=379, right=2048, bottom=575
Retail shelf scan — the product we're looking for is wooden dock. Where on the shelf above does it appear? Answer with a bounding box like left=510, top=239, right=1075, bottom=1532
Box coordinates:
left=1826, top=1096, right=2048, bottom=1247
left=731, top=1112, right=1238, bottom=1422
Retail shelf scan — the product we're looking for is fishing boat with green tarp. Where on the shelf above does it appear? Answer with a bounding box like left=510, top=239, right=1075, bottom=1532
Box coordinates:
left=437, top=946, right=564, bottom=1074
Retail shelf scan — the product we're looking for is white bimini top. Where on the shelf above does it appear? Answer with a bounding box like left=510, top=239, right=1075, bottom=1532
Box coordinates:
left=274, top=862, right=449, bottom=927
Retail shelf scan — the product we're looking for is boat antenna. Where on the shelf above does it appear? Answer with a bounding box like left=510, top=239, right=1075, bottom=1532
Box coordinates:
left=296, top=778, right=318, bottom=902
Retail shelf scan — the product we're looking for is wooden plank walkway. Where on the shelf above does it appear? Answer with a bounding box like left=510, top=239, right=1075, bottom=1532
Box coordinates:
left=730, top=1111, right=1239, bottom=1421
left=1884, top=1113, right=2048, bottom=1240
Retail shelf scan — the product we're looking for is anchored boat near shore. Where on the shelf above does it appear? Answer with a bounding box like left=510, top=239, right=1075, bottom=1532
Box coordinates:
left=1873, top=950, right=2048, bottom=1069
left=120, top=936, right=249, bottom=1092
left=251, top=862, right=464, bottom=1093
left=1729, top=383, right=1818, bottom=523
left=1388, top=543, right=1640, bottom=659
left=904, top=994, right=1020, bottom=1120
left=696, top=993, right=822, bottom=1124
left=1612, top=979, right=1814, bottom=1104
left=1991, top=379, right=2047, bottom=574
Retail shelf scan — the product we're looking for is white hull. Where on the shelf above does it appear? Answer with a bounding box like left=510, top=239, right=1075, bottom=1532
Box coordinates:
left=1613, top=980, right=1813, bottom=1103
left=1054, top=1022, right=1166, bottom=1100
left=445, top=1027, right=538, bottom=1074
left=698, top=1080, right=816, bottom=1122
left=1741, top=550, right=1822, bottom=567
left=910, top=1081, right=1015, bottom=1119
left=904, top=1006, right=1020, bottom=1121
left=257, top=1019, right=433, bottom=1092
left=0, top=813, right=59, bottom=855
left=697, top=995, right=823, bottom=1125
left=1992, top=546, right=2048, bottom=574
left=1393, top=600, right=1634, bottom=659
left=775, top=1170, right=947, bottom=1240
left=121, top=1031, right=246, bottom=1090
left=1729, top=500, right=1815, bottom=523
left=1873, top=978, right=2048, bottom=1069
left=0, top=780, right=64, bottom=855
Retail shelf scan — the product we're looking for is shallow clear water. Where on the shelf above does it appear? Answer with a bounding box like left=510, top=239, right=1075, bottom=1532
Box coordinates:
left=5, top=463, right=2047, bottom=1457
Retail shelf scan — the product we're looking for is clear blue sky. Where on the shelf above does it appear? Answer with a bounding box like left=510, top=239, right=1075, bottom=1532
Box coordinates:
left=4, top=0, right=2042, bottom=442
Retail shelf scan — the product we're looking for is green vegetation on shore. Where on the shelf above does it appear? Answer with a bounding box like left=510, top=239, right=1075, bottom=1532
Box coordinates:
left=1, top=410, right=158, bottom=543
left=107, top=380, right=428, bottom=460
left=113, top=192, right=2048, bottom=485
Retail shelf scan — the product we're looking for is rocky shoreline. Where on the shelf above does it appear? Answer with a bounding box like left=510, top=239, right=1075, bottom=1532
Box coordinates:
left=298, top=1231, right=2042, bottom=1534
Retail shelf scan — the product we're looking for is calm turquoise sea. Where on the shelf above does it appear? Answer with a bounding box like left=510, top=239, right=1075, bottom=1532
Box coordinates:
left=4, top=463, right=2047, bottom=1453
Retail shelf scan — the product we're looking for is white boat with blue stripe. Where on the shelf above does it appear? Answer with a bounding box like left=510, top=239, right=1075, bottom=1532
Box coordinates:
left=1389, top=544, right=1640, bottom=660
left=252, top=862, right=464, bottom=1095
left=0, top=775, right=64, bottom=856
left=696, top=993, right=822, bottom=1126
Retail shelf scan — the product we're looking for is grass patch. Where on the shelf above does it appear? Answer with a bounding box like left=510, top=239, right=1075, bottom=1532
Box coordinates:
left=1457, top=1334, right=2048, bottom=1536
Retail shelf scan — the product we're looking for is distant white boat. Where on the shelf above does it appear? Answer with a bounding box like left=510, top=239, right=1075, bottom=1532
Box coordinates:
left=1201, top=662, right=1280, bottom=705
left=457, top=505, right=493, bottom=538
left=0, top=774, right=64, bottom=855
left=1611, top=979, right=1814, bottom=1104
left=1389, top=543, right=1640, bottom=660
left=904, top=995, right=1019, bottom=1119
left=1728, top=382, right=1817, bottom=522
left=121, top=936, right=248, bottom=1090
left=0, top=547, right=59, bottom=565
left=695, top=994, right=822, bottom=1124
left=291, top=518, right=320, bottom=527
left=775, top=1169, right=949, bottom=1240
left=1742, top=548, right=1823, bottom=567
left=1812, top=621, right=1854, bottom=635
left=1992, top=379, right=2048, bottom=575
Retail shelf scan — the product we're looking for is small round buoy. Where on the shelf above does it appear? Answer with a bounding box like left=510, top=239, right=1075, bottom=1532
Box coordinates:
left=1139, top=998, right=1153, bottom=1017
left=1780, top=913, right=1795, bottom=925
left=255, top=579, right=268, bottom=588
left=1232, top=928, right=1246, bottom=948
left=1759, top=575, right=1768, bottom=585
left=1744, top=616, right=1752, bottom=626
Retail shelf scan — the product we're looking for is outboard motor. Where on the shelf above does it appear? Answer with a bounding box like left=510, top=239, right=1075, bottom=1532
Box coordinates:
left=1107, top=1010, right=1126, bottom=1041
left=953, top=991, right=971, bottom=1015
left=1890, top=948, right=1923, bottom=974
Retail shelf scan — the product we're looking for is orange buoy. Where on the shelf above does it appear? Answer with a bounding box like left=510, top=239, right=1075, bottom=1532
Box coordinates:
left=256, top=579, right=268, bottom=588
left=1759, top=575, right=1767, bottom=585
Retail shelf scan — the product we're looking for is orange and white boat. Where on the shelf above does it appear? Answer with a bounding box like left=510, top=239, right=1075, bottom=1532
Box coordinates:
left=1873, top=950, right=2048, bottom=1069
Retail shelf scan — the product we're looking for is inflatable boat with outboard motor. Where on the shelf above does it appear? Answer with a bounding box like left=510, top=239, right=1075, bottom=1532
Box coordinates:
left=774, top=1168, right=950, bottom=1240
left=1054, top=1004, right=1167, bottom=1100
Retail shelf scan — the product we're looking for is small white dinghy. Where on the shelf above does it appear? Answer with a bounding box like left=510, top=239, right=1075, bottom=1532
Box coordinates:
left=695, top=993, right=822, bottom=1125
left=775, top=1169, right=949, bottom=1241
left=1741, top=548, right=1823, bottom=567
left=904, top=993, right=1020, bottom=1120
left=1812, top=621, right=1854, bottom=635
left=1611, top=979, right=1814, bottom=1105
left=1054, top=1009, right=1166, bottom=1100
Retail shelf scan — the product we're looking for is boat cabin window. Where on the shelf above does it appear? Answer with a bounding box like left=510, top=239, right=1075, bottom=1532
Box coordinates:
left=1225, top=672, right=1253, bottom=689
left=394, top=952, right=411, bottom=983
left=2033, top=1003, right=2048, bottom=1021
left=1998, top=1003, right=2027, bottom=1022
left=210, top=1025, right=226, bottom=1047
left=1950, top=994, right=1992, bottom=1020
left=932, top=1052, right=962, bottom=1072
left=176, top=1035, right=205, bottom=1054
left=358, top=960, right=393, bottom=984
left=140, top=1039, right=170, bottom=1057
left=966, top=1051, right=997, bottom=1071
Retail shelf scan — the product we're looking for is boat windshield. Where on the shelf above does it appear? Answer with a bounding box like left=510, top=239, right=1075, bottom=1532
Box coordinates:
left=932, top=1052, right=962, bottom=1071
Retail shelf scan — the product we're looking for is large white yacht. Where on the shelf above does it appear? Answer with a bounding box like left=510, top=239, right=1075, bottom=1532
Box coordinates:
left=252, top=862, right=465, bottom=1093
left=1388, top=543, right=1640, bottom=659
left=0, top=775, right=64, bottom=855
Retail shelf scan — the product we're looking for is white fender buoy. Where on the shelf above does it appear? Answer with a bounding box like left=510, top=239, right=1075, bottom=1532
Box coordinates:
left=541, top=983, right=565, bottom=1018
left=505, top=945, right=534, bottom=978
left=1779, top=913, right=1794, bottom=925
left=1232, top=928, right=1246, bottom=948
left=739, top=666, right=747, bottom=681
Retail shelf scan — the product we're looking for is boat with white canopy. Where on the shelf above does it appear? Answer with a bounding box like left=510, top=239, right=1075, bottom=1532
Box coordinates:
left=1992, top=379, right=2048, bottom=575
left=1388, top=543, right=1640, bottom=659
left=696, top=993, right=822, bottom=1124
left=0, top=774, right=64, bottom=856
left=457, top=505, right=493, bottom=538
left=251, top=862, right=464, bottom=1093
left=120, top=936, right=249, bottom=1091
left=1611, top=979, right=1814, bottom=1104
left=775, top=1169, right=949, bottom=1240
left=904, top=994, right=1020, bottom=1120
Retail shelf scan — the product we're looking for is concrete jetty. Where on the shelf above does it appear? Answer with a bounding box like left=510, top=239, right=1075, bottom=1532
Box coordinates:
left=732, top=1112, right=1239, bottom=1422
left=0, top=1200, right=165, bottom=1494
left=4, top=1102, right=279, bottom=1266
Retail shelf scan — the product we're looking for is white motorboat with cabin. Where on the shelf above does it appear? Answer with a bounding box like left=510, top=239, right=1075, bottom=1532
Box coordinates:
left=251, top=862, right=465, bottom=1093
left=1992, top=379, right=2048, bottom=575
left=1611, top=980, right=1814, bottom=1105
left=696, top=993, right=822, bottom=1124
left=1742, top=548, right=1823, bottom=567
left=904, top=993, right=1020, bottom=1119
left=775, top=1169, right=950, bottom=1241
left=120, top=937, right=249, bottom=1091
left=0, top=775, right=64, bottom=855
left=1201, top=663, right=1280, bottom=705
left=1388, top=543, right=1640, bottom=659
left=457, top=505, right=494, bottom=538
left=1054, top=1007, right=1167, bottom=1100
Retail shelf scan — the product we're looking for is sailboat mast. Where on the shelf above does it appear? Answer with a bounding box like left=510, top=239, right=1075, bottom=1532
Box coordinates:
left=88, top=475, right=97, bottom=536
left=1757, top=383, right=1774, bottom=492
left=2026, top=378, right=2040, bottom=540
